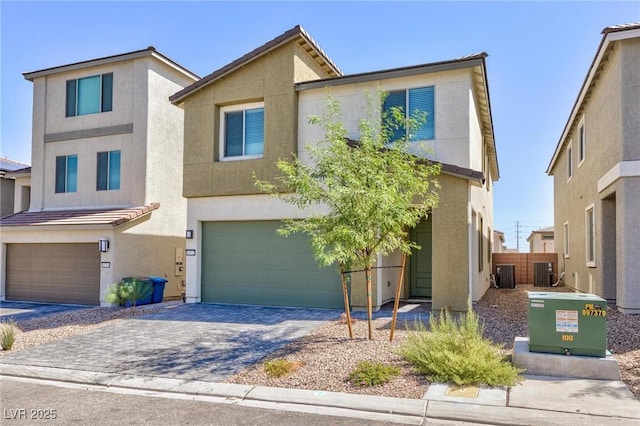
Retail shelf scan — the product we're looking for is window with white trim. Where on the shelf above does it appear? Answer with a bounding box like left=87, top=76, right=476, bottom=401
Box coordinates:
left=563, top=221, right=570, bottom=258
left=567, top=142, right=573, bottom=180
left=66, top=73, right=113, bottom=117
left=578, top=118, right=586, bottom=165
left=220, top=102, right=264, bottom=160
left=585, top=205, right=596, bottom=266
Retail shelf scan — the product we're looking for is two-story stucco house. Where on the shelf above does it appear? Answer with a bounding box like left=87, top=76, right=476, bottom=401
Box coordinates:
left=547, top=23, right=640, bottom=314
left=171, top=26, right=498, bottom=312
left=0, top=47, right=198, bottom=306
left=526, top=226, right=555, bottom=254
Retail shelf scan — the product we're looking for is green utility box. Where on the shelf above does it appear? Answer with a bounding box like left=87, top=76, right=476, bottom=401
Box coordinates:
left=528, top=292, right=607, bottom=357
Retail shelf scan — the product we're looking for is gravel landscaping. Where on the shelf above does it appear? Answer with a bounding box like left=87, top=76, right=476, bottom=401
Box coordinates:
left=1, top=285, right=639, bottom=401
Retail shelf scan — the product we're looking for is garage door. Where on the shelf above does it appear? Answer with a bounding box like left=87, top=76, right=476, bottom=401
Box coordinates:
left=6, top=243, right=100, bottom=305
left=201, top=221, right=343, bottom=309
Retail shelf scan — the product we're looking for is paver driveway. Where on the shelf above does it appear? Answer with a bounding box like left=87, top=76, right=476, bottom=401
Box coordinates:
left=0, top=303, right=341, bottom=382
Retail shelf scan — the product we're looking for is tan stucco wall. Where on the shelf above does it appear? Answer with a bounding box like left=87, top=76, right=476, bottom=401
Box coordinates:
left=552, top=38, right=640, bottom=312
left=182, top=41, right=333, bottom=198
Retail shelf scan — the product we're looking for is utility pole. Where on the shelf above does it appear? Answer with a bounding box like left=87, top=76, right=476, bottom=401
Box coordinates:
left=516, top=221, right=520, bottom=252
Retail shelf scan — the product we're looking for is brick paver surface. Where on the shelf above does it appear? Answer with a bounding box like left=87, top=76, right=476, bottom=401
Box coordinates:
left=0, top=303, right=341, bottom=382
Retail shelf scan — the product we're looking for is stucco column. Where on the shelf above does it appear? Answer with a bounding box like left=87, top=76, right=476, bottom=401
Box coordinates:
left=616, top=177, right=640, bottom=313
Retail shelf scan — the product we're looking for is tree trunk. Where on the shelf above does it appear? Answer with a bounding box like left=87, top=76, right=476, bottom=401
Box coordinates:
left=365, top=265, right=373, bottom=340
left=389, top=254, right=407, bottom=341
left=340, top=266, right=353, bottom=339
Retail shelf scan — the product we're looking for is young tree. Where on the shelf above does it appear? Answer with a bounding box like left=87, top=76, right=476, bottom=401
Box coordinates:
left=256, top=91, right=440, bottom=339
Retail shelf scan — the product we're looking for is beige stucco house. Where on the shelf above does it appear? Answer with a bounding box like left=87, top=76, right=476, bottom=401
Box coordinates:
left=0, top=47, right=198, bottom=306
left=171, top=26, right=499, bottom=312
left=547, top=23, right=640, bottom=313
left=492, top=230, right=507, bottom=253
left=526, top=226, right=555, bottom=254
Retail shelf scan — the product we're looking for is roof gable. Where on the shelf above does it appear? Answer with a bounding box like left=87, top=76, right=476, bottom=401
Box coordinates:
left=547, top=22, right=640, bottom=174
left=170, top=25, right=342, bottom=105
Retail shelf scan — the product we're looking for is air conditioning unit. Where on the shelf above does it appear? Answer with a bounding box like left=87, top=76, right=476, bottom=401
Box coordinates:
left=496, top=264, right=515, bottom=289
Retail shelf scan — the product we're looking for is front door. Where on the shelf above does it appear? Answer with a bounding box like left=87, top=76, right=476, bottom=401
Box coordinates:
left=409, top=218, right=432, bottom=298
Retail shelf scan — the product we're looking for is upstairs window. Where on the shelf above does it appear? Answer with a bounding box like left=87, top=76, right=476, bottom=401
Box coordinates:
left=567, top=143, right=573, bottom=180
left=585, top=205, right=596, bottom=266
left=383, top=86, right=435, bottom=142
left=66, top=73, right=113, bottom=117
left=221, top=103, right=264, bottom=160
left=578, top=120, right=586, bottom=164
left=55, top=155, right=77, bottom=193
left=97, top=150, right=121, bottom=191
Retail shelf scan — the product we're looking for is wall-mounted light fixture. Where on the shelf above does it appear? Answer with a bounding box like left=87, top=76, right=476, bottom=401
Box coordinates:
left=185, top=230, right=194, bottom=239
left=98, top=237, right=110, bottom=253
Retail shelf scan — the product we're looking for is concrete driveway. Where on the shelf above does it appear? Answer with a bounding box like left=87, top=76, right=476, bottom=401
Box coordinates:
left=0, top=303, right=341, bottom=382
left=0, top=301, right=92, bottom=322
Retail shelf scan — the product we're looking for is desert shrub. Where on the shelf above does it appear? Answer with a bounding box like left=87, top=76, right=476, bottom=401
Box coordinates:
left=264, top=358, right=301, bottom=378
left=105, top=279, right=152, bottom=307
left=348, top=361, right=401, bottom=387
left=1, top=319, right=17, bottom=350
left=397, top=302, right=522, bottom=387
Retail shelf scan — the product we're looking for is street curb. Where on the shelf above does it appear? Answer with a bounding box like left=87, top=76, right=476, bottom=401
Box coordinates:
left=2, top=364, right=638, bottom=425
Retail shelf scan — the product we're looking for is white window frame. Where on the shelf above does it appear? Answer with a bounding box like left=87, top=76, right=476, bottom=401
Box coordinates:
left=566, top=141, right=573, bottom=182
left=219, top=101, right=265, bottom=161
left=563, top=221, right=570, bottom=259
left=585, top=204, right=596, bottom=267
left=577, top=116, right=586, bottom=167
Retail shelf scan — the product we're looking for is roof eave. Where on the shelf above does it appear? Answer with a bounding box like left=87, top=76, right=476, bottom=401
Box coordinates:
left=170, top=25, right=342, bottom=106
left=23, top=47, right=199, bottom=82
left=547, top=24, right=640, bottom=175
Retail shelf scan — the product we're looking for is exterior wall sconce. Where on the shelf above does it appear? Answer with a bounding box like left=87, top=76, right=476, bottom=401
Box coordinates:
left=98, top=237, right=110, bottom=253
left=186, top=230, right=194, bottom=239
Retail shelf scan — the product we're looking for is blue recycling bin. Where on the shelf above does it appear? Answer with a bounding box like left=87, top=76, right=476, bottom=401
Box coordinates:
left=122, top=276, right=153, bottom=306
left=149, top=276, right=168, bottom=303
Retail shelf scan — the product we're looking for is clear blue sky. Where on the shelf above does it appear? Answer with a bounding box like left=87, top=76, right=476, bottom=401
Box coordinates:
left=1, top=1, right=638, bottom=249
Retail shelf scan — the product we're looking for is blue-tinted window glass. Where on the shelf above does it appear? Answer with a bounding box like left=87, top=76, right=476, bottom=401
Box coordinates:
left=383, top=91, right=406, bottom=142
left=225, top=112, right=244, bottom=157
left=97, top=152, right=108, bottom=190
left=102, top=73, right=113, bottom=112
left=244, top=108, right=264, bottom=155
left=66, top=80, right=77, bottom=117
left=55, top=156, right=66, bottom=193
left=67, top=155, right=78, bottom=192
left=408, top=87, right=435, bottom=141
left=109, top=150, right=121, bottom=190
left=77, top=75, right=100, bottom=115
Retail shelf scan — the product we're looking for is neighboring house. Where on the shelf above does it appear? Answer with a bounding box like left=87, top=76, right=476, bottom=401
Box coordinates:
left=547, top=23, right=640, bottom=313
left=526, top=226, right=554, bottom=253
left=493, top=230, right=507, bottom=253
left=171, top=26, right=499, bottom=312
left=0, top=158, right=30, bottom=217
left=0, top=47, right=198, bottom=306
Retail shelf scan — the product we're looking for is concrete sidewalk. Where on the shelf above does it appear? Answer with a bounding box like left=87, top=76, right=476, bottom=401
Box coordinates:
left=1, top=364, right=638, bottom=425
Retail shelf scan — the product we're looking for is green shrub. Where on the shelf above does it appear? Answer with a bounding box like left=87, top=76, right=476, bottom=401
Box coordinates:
left=105, top=279, right=152, bottom=307
left=348, top=361, right=401, bottom=387
left=1, top=319, right=17, bottom=351
left=264, top=359, right=301, bottom=378
left=397, top=302, right=522, bottom=387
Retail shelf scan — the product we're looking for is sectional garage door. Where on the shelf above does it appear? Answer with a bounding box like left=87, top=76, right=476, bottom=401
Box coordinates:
left=201, top=221, right=343, bottom=309
left=6, top=243, right=100, bottom=305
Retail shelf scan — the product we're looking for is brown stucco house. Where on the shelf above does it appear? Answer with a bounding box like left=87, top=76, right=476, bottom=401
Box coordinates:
left=171, top=26, right=499, bottom=312
left=547, top=23, right=640, bottom=313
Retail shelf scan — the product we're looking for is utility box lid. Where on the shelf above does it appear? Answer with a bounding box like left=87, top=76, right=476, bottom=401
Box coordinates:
left=528, top=292, right=607, bottom=357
